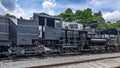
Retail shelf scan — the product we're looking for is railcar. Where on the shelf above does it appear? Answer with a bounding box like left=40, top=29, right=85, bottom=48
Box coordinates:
left=9, top=18, right=44, bottom=55
left=34, top=13, right=88, bottom=54
left=98, top=28, right=120, bottom=52
left=0, top=17, right=44, bottom=56
left=0, top=13, right=120, bottom=56
left=0, top=17, right=16, bottom=55
left=58, top=29, right=87, bottom=54
left=33, top=13, right=63, bottom=53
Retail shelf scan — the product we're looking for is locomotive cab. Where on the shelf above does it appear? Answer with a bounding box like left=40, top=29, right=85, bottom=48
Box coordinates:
left=34, top=13, right=63, bottom=53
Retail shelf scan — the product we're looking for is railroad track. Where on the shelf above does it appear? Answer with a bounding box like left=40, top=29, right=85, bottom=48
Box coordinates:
left=30, top=55, right=120, bottom=68
left=0, top=52, right=114, bottom=61
left=1, top=53, right=120, bottom=68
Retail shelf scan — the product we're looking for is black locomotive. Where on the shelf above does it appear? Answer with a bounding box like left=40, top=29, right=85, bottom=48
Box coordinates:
left=0, top=13, right=120, bottom=56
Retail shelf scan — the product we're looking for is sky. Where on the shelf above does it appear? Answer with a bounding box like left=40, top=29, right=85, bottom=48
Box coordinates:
left=0, top=0, right=120, bottom=22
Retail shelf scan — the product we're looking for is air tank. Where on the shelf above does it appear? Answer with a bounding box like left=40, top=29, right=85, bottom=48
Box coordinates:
left=90, top=38, right=107, bottom=45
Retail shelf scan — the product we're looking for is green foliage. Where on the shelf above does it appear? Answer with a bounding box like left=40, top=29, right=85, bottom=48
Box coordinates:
left=74, top=8, right=94, bottom=26
left=93, top=11, right=107, bottom=28
left=107, top=22, right=120, bottom=28
left=3, top=13, right=16, bottom=18
left=59, top=8, right=107, bottom=28
left=59, top=8, right=74, bottom=22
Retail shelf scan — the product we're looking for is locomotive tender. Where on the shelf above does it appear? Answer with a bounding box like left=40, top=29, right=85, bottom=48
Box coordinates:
left=0, top=13, right=120, bottom=56
left=0, top=15, right=43, bottom=56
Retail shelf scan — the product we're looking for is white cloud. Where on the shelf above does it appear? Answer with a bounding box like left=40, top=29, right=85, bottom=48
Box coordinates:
left=7, top=5, right=27, bottom=18
left=0, top=1, right=7, bottom=14
left=0, top=0, right=26, bottom=19
left=47, top=10, right=55, bottom=15
left=88, top=0, right=120, bottom=22
left=42, top=0, right=56, bottom=15
left=0, top=0, right=120, bottom=22
left=56, top=0, right=120, bottom=22
left=42, top=0, right=56, bottom=9
left=103, top=11, right=120, bottom=22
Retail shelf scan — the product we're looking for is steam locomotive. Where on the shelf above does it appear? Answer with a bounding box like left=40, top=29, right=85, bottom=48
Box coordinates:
left=0, top=13, right=120, bottom=56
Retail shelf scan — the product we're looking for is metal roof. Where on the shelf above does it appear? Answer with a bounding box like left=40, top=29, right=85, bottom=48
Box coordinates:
left=34, top=13, right=63, bottom=20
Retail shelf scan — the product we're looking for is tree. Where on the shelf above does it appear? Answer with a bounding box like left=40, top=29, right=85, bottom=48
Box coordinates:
left=3, top=13, right=16, bottom=18
left=107, top=22, right=120, bottom=28
left=59, top=8, right=94, bottom=26
left=65, top=8, right=73, bottom=14
left=94, top=11, right=102, bottom=17
left=117, top=20, right=120, bottom=23
left=59, top=8, right=74, bottom=22
left=93, top=11, right=107, bottom=28
left=80, top=8, right=93, bottom=26
left=59, top=8, right=108, bottom=28
left=74, top=10, right=83, bottom=23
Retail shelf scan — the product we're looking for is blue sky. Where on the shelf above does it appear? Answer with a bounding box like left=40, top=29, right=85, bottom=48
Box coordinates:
left=0, top=0, right=120, bottom=22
